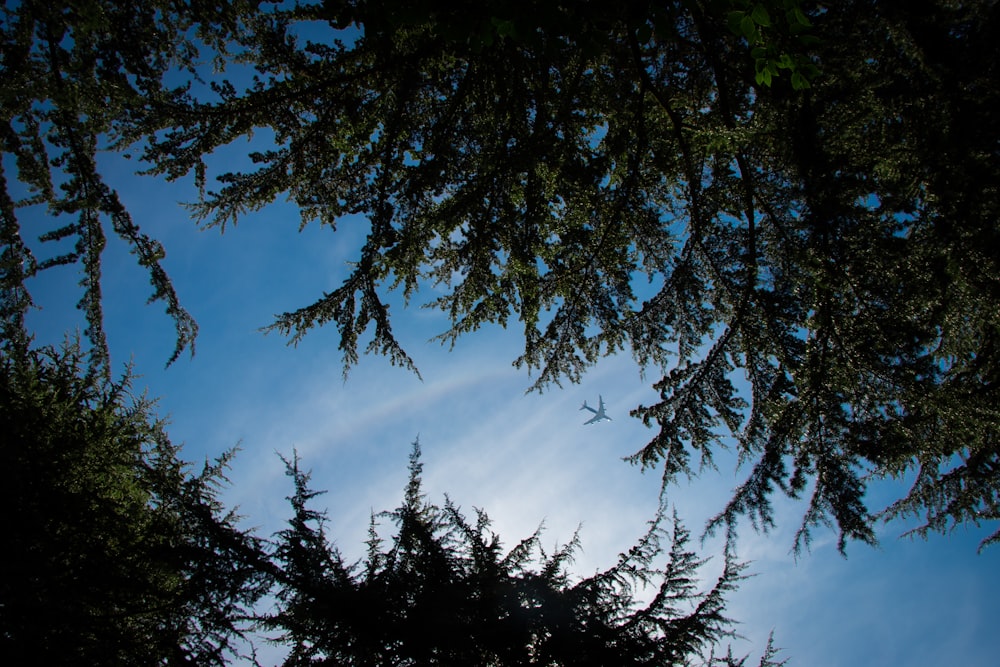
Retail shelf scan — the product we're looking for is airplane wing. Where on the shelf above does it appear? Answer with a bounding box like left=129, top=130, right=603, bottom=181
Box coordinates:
left=581, top=396, right=611, bottom=424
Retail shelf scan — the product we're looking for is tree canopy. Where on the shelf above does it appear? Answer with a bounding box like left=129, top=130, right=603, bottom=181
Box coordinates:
left=0, top=337, right=268, bottom=664
left=3, top=0, right=999, bottom=551
left=262, top=440, right=785, bottom=666
left=0, top=335, right=782, bottom=664
left=0, top=0, right=258, bottom=369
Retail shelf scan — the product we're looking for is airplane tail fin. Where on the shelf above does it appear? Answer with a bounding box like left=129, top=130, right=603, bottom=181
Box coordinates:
left=580, top=401, right=589, bottom=411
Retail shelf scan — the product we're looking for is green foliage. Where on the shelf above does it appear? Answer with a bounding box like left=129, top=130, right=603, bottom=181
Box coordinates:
left=0, top=0, right=260, bottom=371
left=4, top=0, right=999, bottom=554
left=262, top=440, right=784, bottom=666
left=133, top=0, right=999, bottom=551
left=0, top=337, right=268, bottom=663
left=723, top=0, right=819, bottom=89
left=1, top=332, right=783, bottom=663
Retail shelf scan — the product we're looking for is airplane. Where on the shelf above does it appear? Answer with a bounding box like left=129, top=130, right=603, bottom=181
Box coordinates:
left=580, top=395, right=612, bottom=425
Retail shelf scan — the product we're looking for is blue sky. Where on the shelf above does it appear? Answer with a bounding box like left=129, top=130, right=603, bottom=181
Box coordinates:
left=19, top=133, right=1000, bottom=666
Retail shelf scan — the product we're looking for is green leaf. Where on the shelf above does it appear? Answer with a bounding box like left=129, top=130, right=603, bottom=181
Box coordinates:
left=491, top=18, right=517, bottom=39
left=791, top=71, right=809, bottom=89
left=727, top=10, right=745, bottom=35
left=756, top=67, right=773, bottom=86
left=801, top=62, right=821, bottom=78
left=751, top=4, right=772, bottom=27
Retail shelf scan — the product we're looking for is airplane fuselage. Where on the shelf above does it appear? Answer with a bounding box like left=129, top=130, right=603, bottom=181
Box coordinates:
left=580, top=395, right=612, bottom=425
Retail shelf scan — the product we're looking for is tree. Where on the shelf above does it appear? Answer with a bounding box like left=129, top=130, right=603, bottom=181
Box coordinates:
left=0, top=336, right=268, bottom=664
left=261, top=440, right=785, bottom=666
left=0, top=331, right=784, bottom=666
left=143, top=0, right=999, bottom=551
left=0, top=0, right=260, bottom=371
left=4, top=1, right=999, bottom=551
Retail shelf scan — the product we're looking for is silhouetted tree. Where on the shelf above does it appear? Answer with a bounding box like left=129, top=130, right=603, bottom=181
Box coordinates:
left=141, top=0, right=1000, bottom=552
left=4, top=0, right=999, bottom=550
left=0, top=337, right=268, bottom=664
left=0, top=0, right=258, bottom=370
left=261, top=440, right=785, bottom=666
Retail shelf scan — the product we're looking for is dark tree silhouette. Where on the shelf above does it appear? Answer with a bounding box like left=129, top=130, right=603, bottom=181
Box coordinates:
left=0, top=0, right=256, bottom=370
left=0, top=337, right=268, bottom=664
left=261, top=440, right=785, bottom=666
left=0, top=330, right=783, bottom=664
left=3, top=0, right=998, bottom=550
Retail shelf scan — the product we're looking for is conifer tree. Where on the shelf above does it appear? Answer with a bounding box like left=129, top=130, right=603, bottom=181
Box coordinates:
left=4, top=0, right=998, bottom=550
left=261, top=440, right=785, bottom=667
left=0, top=336, right=268, bottom=664
left=0, top=0, right=256, bottom=370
